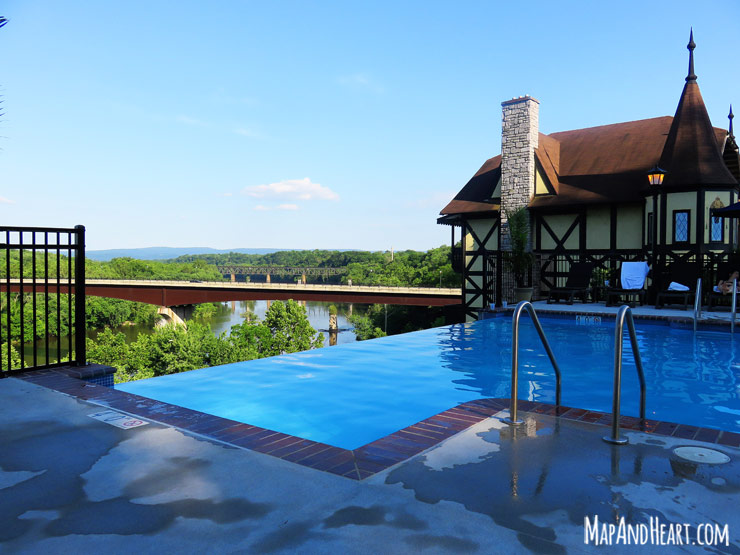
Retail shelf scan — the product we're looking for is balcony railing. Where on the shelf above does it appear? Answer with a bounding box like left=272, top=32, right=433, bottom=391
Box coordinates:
left=1, top=225, right=86, bottom=375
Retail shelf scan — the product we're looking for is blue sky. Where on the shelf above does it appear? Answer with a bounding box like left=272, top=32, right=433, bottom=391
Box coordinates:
left=2, top=1, right=739, bottom=251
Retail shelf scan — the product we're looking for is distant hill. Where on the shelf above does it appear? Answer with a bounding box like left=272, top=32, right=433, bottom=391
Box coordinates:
left=86, top=247, right=296, bottom=262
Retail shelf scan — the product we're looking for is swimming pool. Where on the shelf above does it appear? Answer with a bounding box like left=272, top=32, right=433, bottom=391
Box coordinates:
left=117, top=315, right=740, bottom=450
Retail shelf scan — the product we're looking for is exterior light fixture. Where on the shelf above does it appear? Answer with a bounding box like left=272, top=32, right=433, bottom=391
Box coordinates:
left=647, top=166, right=666, bottom=186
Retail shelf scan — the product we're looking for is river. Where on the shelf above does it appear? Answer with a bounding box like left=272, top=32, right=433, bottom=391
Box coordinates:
left=22, top=300, right=359, bottom=365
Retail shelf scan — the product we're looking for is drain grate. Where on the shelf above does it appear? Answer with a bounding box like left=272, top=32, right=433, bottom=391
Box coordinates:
left=673, top=446, right=730, bottom=465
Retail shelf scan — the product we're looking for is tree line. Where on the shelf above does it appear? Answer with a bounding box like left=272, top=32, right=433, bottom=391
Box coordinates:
left=89, top=299, right=323, bottom=383
left=169, top=245, right=460, bottom=288
left=2, top=245, right=459, bottom=375
left=2, top=245, right=460, bottom=287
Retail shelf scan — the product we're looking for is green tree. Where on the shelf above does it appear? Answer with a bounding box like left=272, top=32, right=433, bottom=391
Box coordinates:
left=348, top=313, right=386, bottom=341
left=261, top=300, right=324, bottom=356
left=1, top=341, right=21, bottom=371
left=89, top=299, right=324, bottom=383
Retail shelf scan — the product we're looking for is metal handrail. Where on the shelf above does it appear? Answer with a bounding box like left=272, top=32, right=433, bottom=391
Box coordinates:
left=503, top=301, right=561, bottom=426
left=603, top=305, right=646, bottom=445
left=732, top=278, right=737, bottom=334
left=693, top=277, right=702, bottom=333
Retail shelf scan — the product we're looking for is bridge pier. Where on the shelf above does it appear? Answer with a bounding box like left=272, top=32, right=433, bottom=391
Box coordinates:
left=230, top=273, right=236, bottom=282
left=266, top=274, right=271, bottom=284
left=157, top=305, right=189, bottom=327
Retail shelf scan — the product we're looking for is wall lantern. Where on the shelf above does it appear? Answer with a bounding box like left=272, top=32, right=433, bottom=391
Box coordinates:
left=647, top=166, right=666, bottom=186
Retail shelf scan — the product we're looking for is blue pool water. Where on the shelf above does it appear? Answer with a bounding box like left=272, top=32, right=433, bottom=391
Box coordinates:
left=117, top=315, right=740, bottom=449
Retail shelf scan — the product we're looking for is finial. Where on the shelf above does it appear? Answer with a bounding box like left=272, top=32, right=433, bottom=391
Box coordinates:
left=730, top=105, right=735, bottom=137
left=686, top=28, right=697, bottom=82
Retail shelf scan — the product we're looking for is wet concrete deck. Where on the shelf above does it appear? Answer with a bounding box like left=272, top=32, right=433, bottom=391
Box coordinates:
left=2, top=378, right=739, bottom=553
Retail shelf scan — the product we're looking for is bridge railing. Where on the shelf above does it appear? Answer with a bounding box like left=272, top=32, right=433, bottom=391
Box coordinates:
left=1, top=225, right=86, bottom=376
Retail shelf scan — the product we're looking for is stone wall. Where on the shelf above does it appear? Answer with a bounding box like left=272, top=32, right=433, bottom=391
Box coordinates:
left=500, top=96, right=539, bottom=251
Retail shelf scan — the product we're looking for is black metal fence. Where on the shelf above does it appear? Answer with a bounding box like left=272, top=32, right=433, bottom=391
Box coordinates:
left=479, top=251, right=529, bottom=307
left=1, top=225, right=86, bottom=375
left=537, top=250, right=740, bottom=304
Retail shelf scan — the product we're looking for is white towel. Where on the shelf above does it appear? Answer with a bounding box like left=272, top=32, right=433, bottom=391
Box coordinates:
left=668, top=282, right=689, bottom=291
left=620, top=261, right=649, bottom=290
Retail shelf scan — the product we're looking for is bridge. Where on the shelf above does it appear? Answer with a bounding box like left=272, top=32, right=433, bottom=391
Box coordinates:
left=217, top=265, right=348, bottom=283
left=7, top=279, right=461, bottom=307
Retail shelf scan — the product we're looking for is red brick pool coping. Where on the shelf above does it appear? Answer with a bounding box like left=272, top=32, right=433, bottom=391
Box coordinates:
left=16, top=366, right=740, bottom=481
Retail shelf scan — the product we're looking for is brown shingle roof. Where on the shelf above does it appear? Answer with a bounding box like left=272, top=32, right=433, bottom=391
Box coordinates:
left=549, top=116, right=673, bottom=176
left=440, top=155, right=501, bottom=215
left=659, top=81, right=737, bottom=186
left=535, top=134, right=560, bottom=193
left=442, top=115, right=736, bottom=214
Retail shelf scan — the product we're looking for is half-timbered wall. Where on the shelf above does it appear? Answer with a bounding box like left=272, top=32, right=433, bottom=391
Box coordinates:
left=665, top=192, right=696, bottom=245
left=704, top=191, right=733, bottom=245
left=538, top=213, right=582, bottom=251
left=463, top=217, right=500, bottom=321
left=616, top=205, right=643, bottom=250
left=584, top=206, right=609, bottom=250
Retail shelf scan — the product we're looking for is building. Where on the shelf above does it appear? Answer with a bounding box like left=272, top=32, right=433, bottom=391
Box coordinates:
left=438, top=31, right=740, bottom=320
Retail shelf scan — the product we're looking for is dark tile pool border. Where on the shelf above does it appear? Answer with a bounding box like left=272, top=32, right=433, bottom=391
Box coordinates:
left=16, top=366, right=740, bottom=480
left=480, top=306, right=736, bottom=331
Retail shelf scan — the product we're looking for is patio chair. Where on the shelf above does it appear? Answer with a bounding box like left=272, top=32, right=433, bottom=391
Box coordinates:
left=547, top=262, right=594, bottom=304
left=707, top=262, right=740, bottom=311
left=654, top=262, right=700, bottom=310
left=605, top=261, right=649, bottom=307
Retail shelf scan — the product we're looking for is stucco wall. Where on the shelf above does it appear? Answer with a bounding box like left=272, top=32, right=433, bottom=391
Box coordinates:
left=540, top=214, right=579, bottom=250
left=586, top=206, right=610, bottom=250
left=704, top=191, right=732, bottom=244
left=665, top=192, right=696, bottom=244
left=616, top=205, right=643, bottom=249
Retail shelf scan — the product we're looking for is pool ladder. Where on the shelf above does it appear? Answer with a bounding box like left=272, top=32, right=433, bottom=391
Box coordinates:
left=504, top=301, right=646, bottom=447
left=732, top=278, right=737, bottom=334
left=503, top=301, right=561, bottom=426
left=602, top=305, right=646, bottom=445
left=693, top=277, right=702, bottom=333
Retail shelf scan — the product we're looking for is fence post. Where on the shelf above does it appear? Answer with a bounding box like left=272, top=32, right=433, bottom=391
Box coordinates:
left=74, top=225, right=86, bottom=366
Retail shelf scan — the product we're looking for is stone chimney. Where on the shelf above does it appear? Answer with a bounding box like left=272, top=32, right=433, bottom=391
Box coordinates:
left=500, top=95, right=539, bottom=249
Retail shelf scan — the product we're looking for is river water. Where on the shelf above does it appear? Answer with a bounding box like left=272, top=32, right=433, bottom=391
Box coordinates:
left=22, top=300, right=359, bottom=365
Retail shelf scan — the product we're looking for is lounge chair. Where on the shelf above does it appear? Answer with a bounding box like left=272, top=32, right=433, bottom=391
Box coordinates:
left=654, top=262, right=700, bottom=310
left=605, top=261, right=649, bottom=307
left=547, top=262, right=594, bottom=304
left=707, top=262, right=740, bottom=311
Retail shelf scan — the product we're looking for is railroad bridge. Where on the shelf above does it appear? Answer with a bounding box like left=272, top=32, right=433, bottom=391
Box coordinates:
left=216, top=265, right=347, bottom=284
left=7, top=279, right=461, bottom=326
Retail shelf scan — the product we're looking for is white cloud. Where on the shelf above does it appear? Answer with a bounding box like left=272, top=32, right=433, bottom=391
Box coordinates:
left=253, top=205, right=269, bottom=211
left=0, top=197, right=15, bottom=204
left=218, top=192, right=233, bottom=197
left=278, top=204, right=299, bottom=211
left=337, top=72, right=384, bottom=94
left=242, top=177, right=339, bottom=202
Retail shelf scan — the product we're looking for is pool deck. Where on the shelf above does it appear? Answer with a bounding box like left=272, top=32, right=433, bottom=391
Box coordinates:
left=3, top=369, right=740, bottom=553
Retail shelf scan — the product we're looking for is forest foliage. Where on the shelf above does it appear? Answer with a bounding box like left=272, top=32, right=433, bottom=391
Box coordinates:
left=2, top=245, right=458, bottom=375
left=88, top=299, right=324, bottom=383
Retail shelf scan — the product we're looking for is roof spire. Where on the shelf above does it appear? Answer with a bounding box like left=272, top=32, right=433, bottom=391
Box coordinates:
left=730, top=105, right=735, bottom=138
left=686, top=28, right=697, bottom=82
